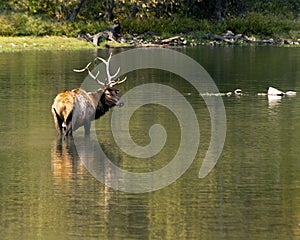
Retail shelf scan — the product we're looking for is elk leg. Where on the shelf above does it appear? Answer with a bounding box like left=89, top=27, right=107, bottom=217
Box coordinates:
left=84, top=121, right=91, bottom=135
left=64, top=112, right=73, bottom=137
left=52, top=108, right=63, bottom=136
left=65, top=122, right=73, bottom=137
left=55, top=120, right=63, bottom=136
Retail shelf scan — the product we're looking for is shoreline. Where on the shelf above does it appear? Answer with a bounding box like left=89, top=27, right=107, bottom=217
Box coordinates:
left=116, top=31, right=300, bottom=48
left=1, top=33, right=300, bottom=53
left=0, top=36, right=92, bottom=52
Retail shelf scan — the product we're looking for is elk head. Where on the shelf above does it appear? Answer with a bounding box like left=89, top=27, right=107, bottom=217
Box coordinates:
left=101, top=87, right=124, bottom=108
left=74, top=53, right=126, bottom=107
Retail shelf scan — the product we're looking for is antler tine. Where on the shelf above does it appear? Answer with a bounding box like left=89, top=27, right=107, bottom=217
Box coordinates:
left=96, top=52, right=120, bottom=86
left=73, top=62, right=92, bottom=73
left=73, top=62, right=105, bottom=86
left=110, top=76, right=127, bottom=87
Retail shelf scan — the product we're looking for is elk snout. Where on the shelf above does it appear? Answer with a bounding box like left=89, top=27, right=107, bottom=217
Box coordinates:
left=116, top=100, right=124, bottom=107
left=114, top=89, right=123, bottom=107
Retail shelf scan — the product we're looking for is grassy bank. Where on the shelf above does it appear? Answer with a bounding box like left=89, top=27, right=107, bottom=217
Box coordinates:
left=0, top=12, right=299, bottom=52
left=0, top=36, right=92, bottom=52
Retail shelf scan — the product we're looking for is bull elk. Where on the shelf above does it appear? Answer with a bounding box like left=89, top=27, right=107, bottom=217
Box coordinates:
left=51, top=53, right=126, bottom=137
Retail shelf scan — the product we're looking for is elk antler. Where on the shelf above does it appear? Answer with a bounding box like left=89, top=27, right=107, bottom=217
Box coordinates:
left=73, top=62, right=105, bottom=86
left=73, top=53, right=127, bottom=88
left=109, top=76, right=127, bottom=87
left=96, top=53, right=127, bottom=87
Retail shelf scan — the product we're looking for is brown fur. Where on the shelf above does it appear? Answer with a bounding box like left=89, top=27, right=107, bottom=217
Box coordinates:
left=51, top=87, right=121, bottom=137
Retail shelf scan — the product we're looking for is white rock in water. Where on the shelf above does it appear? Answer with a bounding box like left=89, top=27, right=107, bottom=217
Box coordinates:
left=286, top=91, right=297, bottom=96
left=268, top=87, right=285, bottom=96
left=234, top=89, right=242, bottom=95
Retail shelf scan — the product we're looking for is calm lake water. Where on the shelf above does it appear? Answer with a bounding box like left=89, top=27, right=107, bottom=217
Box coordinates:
left=0, top=46, right=300, bottom=239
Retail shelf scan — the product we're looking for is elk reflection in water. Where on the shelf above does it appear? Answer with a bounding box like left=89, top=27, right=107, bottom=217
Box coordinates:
left=51, top=135, right=122, bottom=188
left=51, top=137, right=117, bottom=225
left=51, top=137, right=83, bottom=181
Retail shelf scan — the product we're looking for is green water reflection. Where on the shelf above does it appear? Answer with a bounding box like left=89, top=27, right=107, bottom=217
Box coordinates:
left=0, top=47, right=300, bottom=239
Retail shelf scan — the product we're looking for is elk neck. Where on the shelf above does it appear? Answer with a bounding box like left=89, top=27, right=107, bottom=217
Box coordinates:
left=92, top=89, right=110, bottom=119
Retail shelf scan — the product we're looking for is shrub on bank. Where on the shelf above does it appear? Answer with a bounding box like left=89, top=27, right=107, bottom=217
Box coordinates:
left=0, top=14, right=109, bottom=36
left=224, top=12, right=298, bottom=38
left=120, top=15, right=216, bottom=35
left=0, top=12, right=299, bottom=40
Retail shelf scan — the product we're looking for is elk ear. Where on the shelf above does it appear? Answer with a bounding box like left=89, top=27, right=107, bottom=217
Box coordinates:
left=115, top=89, right=120, bottom=94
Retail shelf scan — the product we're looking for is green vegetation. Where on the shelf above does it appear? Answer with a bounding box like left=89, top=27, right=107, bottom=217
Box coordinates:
left=0, top=13, right=109, bottom=36
left=0, top=36, right=91, bottom=52
left=0, top=0, right=299, bottom=49
left=1, top=12, right=299, bottom=39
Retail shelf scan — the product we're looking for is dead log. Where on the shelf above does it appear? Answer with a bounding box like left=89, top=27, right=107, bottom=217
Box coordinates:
left=203, top=33, right=225, bottom=41
left=81, top=20, right=121, bottom=46
left=161, top=35, right=181, bottom=44
left=80, top=30, right=118, bottom=47
left=92, top=31, right=118, bottom=46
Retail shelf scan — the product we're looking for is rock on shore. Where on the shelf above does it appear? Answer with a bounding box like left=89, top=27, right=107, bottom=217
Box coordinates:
left=82, top=30, right=300, bottom=48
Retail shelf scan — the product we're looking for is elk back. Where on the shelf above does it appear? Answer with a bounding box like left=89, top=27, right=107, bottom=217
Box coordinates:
left=71, top=88, right=97, bottom=131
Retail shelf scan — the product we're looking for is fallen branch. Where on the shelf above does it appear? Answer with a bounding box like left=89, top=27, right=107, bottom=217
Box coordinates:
left=161, top=35, right=181, bottom=44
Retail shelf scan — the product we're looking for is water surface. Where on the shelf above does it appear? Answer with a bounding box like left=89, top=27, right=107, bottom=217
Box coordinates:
left=0, top=47, right=300, bottom=239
